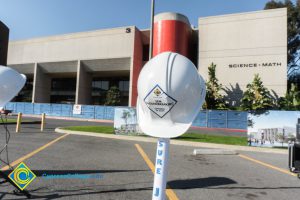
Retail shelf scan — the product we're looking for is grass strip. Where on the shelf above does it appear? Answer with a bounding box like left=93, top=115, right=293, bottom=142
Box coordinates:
left=0, top=119, right=35, bottom=124
left=61, top=126, right=247, bottom=146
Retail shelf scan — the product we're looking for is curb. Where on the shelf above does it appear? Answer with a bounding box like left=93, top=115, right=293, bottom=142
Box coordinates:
left=55, top=128, right=288, bottom=154
left=193, top=149, right=238, bottom=155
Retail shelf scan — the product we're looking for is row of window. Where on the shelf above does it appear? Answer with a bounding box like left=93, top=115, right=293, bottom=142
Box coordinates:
left=15, top=78, right=130, bottom=106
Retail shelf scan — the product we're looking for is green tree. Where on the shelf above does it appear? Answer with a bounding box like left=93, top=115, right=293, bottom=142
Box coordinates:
left=105, top=86, right=121, bottom=106
left=264, top=0, right=300, bottom=84
left=278, top=83, right=300, bottom=109
left=205, top=63, right=227, bottom=109
left=241, top=74, right=274, bottom=111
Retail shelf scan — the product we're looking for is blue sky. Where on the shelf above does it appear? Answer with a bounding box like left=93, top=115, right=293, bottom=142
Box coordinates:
left=0, top=0, right=287, bottom=40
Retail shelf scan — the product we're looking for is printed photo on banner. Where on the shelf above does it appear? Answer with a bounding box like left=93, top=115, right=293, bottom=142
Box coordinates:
left=248, top=111, right=300, bottom=147
left=114, top=107, right=142, bottom=135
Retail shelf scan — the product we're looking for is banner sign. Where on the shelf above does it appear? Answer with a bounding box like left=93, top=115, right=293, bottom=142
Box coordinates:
left=248, top=111, right=300, bottom=147
left=72, top=105, right=82, bottom=115
left=114, top=107, right=141, bottom=135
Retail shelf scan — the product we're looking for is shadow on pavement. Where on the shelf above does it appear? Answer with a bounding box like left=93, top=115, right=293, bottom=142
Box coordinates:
left=168, top=177, right=237, bottom=189
left=168, top=177, right=300, bottom=190
left=28, top=186, right=152, bottom=200
left=2, top=121, right=41, bottom=125
left=0, top=184, right=152, bottom=200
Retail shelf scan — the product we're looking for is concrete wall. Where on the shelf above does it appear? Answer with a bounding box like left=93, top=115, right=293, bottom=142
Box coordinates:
left=129, top=27, right=144, bottom=107
left=0, top=21, right=9, bottom=65
left=76, top=61, right=92, bottom=105
left=8, top=26, right=135, bottom=64
left=198, top=8, right=287, bottom=105
left=32, top=64, right=51, bottom=103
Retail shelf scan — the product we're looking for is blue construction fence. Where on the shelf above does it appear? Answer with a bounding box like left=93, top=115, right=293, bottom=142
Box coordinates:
left=192, top=110, right=247, bottom=130
left=5, top=102, right=248, bottom=130
left=5, top=102, right=115, bottom=120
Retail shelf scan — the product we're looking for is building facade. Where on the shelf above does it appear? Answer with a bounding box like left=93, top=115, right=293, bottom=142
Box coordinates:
left=198, top=8, right=287, bottom=105
left=0, top=21, right=9, bottom=66
left=5, top=8, right=287, bottom=107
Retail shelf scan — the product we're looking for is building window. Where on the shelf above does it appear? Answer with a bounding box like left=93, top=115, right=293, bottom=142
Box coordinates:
left=50, top=78, right=76, bottom=104
left=14, top=78, right=33, bottom=102
left=119, top=80, right=129, bottom=106
left=143, top=44, right=149, bottom=61
left=92, top=80, right=109, bottom=105
left=119, top=80, right=129, bottom=92
left=91, top=78, right=129, bottom=106
left=92, top=80, right=109, bottom=92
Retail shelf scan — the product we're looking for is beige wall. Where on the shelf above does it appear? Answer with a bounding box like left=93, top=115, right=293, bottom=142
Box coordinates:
left=32, top=64, right=51, bottom=103
left=7, top=26, right=135, bottom=65
left=129, top=27, right=144, bottom=107
left=198, top=8, right=287, bottom=104
left=76, top=61, right=92, bottom=105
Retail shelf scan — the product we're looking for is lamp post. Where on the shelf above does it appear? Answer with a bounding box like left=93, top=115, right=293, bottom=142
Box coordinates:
left=149, top=0, right=155, bottom=59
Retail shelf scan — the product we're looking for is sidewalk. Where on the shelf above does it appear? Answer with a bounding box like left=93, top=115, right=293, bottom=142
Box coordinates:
left=55, top=128, right=288, bottom=155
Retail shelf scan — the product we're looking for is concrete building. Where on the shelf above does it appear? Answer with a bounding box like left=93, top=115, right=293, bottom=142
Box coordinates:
left=8, top=27, right=148, bottom=106
left=0, top=21, right=9, bottom=66
left=5, top=8, right=287, bottom=107
left=198, top=8, right=287, bottom=105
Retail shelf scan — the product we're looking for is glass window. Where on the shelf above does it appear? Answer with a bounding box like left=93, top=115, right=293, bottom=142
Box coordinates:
left=92, top=80, right=109, bottom=90
left=51, top=78, right=76, bottom=91
left=119, top=81, right=129, bottom=92
left=14, top=79, right=33, bottom=102
left=91, top=78, right=129, bottom=106
left=143, top=45, right=149, bottom=61
left=50, top=78, right=76, bottom=104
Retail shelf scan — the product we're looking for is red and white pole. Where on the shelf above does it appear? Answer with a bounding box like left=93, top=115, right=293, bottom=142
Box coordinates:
left=151, top=12, right=191, bottom=200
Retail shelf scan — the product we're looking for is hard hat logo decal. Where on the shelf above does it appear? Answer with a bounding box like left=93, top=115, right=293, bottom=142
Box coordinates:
left=154, top=88, right=162, bottom=96
left=144, top=85, right=177, bottom=118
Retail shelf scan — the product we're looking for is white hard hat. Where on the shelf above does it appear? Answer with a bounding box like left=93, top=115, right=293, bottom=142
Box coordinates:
left=137, top=52, right=206, bottom=138
left=0, top=66, right=26, bottom=108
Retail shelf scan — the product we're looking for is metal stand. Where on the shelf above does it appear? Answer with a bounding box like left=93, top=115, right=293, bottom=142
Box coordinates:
left=0, top=170, right=31, bottom=198
left=152, top=138, right=170, bottom=200
left=288, top=140, right=300, bottom=179
left=0, top=111, right=31, bottom=198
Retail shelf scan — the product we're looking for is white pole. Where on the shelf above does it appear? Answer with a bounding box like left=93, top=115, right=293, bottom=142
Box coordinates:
left=152, top=137, right=170, bottom=200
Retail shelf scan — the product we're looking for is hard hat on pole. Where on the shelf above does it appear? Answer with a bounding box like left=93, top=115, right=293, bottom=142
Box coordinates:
left=137, top=52, right=206, bottom=138
left=0, top=66, right=27, bottom=108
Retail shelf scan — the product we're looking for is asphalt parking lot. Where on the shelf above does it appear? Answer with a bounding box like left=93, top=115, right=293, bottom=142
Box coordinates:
left=0, top=117, right=300, bottom=200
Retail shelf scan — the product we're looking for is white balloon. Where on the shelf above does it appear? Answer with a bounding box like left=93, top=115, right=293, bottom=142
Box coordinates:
left=0, top=66, right=26, bottom=109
